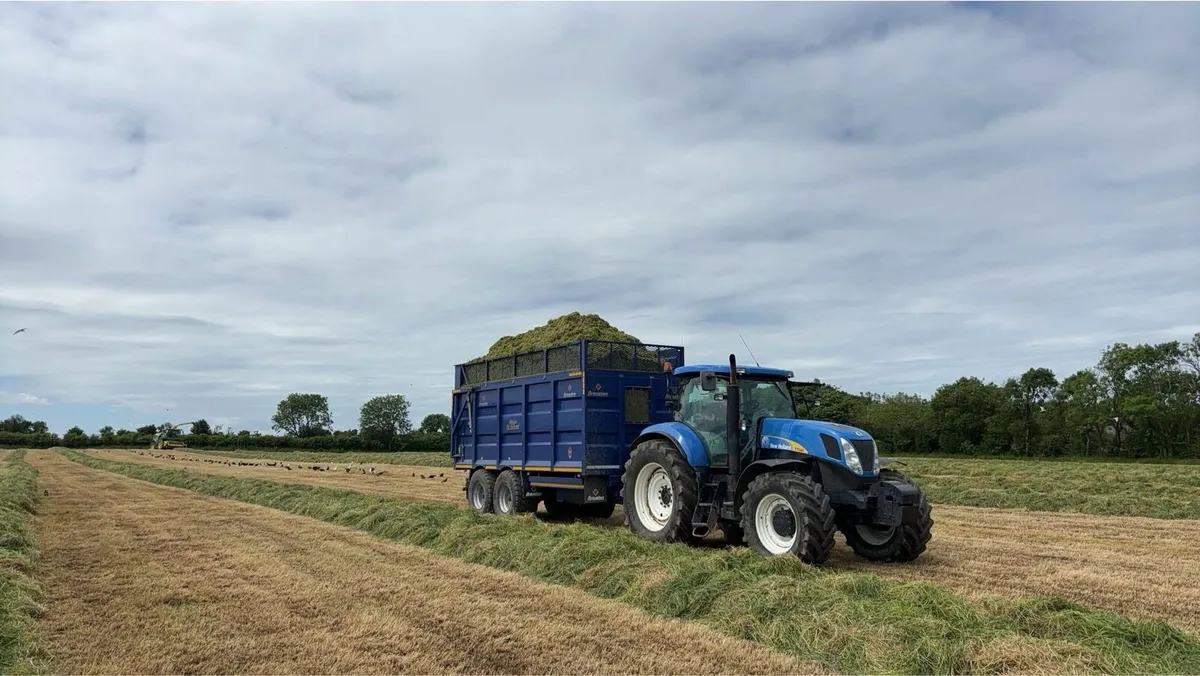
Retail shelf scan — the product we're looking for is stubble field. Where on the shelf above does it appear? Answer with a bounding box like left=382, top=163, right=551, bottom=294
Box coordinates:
left=4, top=447, right=1200, bottom=675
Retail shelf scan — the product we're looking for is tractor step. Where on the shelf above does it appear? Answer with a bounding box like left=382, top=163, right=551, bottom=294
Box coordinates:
left=691, top=480, right=727, bottom=538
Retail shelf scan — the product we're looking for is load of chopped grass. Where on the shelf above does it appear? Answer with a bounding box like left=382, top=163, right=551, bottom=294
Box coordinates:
left=64, top=450, right=1200, bottom=675
left=0, top=451, right=49, bottom=675
left=483, top=312, right=641, bottom=358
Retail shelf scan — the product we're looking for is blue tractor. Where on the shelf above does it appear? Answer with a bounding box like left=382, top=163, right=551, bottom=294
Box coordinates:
left=622, top=354, right=932, bottom=564
left=451, top=341, right=932, bottom=565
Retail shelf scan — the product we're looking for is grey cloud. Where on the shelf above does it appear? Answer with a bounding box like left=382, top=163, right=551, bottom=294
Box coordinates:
left=0, top=2, right=1196, bottom=432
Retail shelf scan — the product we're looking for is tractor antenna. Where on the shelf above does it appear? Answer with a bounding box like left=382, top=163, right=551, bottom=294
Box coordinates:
left=738, top=335, right=761, bottom=367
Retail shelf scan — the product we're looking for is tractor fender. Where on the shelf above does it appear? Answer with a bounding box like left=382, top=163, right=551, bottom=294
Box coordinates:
left=734, top=458, right=815, bottom=509
left=630, top=423, right=709, bottom=468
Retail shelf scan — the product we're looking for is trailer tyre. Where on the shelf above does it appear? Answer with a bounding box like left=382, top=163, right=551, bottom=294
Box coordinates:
left=621, top=438, right=698, bottom=543
left=466, top=469, right=497, bottom=514
left=740, top=472, right=836, bottom=565
left=493, top=469, right=537, bottom=516
left=839, top=470, right=933, bottom=563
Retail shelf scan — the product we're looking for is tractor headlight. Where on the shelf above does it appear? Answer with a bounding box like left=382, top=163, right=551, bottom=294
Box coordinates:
left=839, top=437, right=863, bottom=474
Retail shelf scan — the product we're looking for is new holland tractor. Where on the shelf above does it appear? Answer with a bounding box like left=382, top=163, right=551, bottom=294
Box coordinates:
left=623, top=354, right=933, bottom=564
left=452, top=340, right=932, bottom=566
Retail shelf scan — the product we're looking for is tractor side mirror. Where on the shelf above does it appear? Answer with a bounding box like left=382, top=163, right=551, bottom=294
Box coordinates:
left=700, top=371, right=717, bottom=392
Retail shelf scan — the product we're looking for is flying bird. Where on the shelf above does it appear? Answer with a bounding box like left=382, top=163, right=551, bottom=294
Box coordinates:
left=12, top=328, right=26, bottom=335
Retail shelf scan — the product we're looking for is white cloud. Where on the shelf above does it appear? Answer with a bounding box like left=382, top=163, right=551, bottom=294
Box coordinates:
left=0, top=2, right=1197, bottom=432
left=0, top=392, right=50, bottom=406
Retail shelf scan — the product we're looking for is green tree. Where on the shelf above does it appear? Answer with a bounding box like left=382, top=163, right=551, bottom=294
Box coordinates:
left=1003, top=367, right=1059, bottom=456
left=0, top=415, right=32, bottom=434
left=419, top=413, right=450, bottom=435
left=136, top=424, right=158, bottom=435
left=190, top=419, right=212, bottom=435
left=856, top=392, right=934, bottom=455
left=271, top=393, right=333, bottom=437
left=359, top=394, right=412, bottom=451
left=930, top=377, right=1008, bottom=454
left=801, top=384, right=869, bottom=426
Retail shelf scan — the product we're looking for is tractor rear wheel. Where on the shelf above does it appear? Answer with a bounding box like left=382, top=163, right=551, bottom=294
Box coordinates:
left=621, top=438, right=698, bottom=543
left=838, top=469, right=933, bottom=562
left=493, top=469, right=537, bottom=516
left=740, top=472, right=836, bottom=565
left=466, top=469, right=497, bottom=514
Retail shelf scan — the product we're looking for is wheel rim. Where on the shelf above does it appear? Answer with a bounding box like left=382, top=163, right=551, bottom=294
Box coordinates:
left=634, top=462, right=673, bottom=531
left=854, top=523, right=896, bottom=546
left=469, top=481, right=486, bottom=510
left=496, top=482, right=512, bottom=513
left=755, top=494, right=798, bottom=554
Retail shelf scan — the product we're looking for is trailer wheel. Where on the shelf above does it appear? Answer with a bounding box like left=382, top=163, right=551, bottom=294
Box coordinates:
left=466, top=469, right=497, bottom=514
left=493, top=470, right=537, bottom=516
left=839, top=470, right=933, bottom=562
left=740, top=472, right=835, bottom=565
left=621, top=438, right=698, bottom=543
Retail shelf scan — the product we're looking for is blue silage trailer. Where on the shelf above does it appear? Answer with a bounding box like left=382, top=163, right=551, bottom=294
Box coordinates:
left=451, top=340, right=685, bottom=519
left=450, top=340, right=934, bottom=566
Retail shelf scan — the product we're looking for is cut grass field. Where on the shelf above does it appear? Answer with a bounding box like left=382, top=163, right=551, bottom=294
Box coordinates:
left=64, top=449, right=1200, bottom=674
left=899, top=457, right=1200, bottom=520
left=0, top=450, right=48, bottom=676
left=183, top=448, right=1200, bottom=520
left=29, top=451, right=821, bottom=675
left=91, top=447, right=1200, bottom=632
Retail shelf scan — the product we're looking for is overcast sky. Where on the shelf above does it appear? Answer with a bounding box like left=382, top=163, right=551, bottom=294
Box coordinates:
left=2, top=2, right=1197, bottom=435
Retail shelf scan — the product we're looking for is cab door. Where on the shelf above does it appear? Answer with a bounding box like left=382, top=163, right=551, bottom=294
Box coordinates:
left=677, top=376, right=730, bottom=467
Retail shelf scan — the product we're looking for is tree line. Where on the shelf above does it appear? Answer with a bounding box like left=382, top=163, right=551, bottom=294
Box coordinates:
left=3, top=333, right=1198, bottom=459
left=796, top=334, right=1200, bottom=459
left=0, top=392, right=451, bottom=452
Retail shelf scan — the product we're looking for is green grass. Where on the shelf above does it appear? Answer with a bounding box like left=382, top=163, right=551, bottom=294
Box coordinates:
left=0, top=452, right=48, bottom=675
left=167, top=447, right=1200, bottom=520
left=899, top=457, right=1200, bottom=520
left=63, top=450, right=1200, bottom=675
left=150, top=448, right=452, bottom=468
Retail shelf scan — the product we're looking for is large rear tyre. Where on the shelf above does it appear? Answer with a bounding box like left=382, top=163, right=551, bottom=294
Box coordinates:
left=466, top=469, right=497, bottom=514
left=621, top=438, right=698, bottom=543
left=493, top=469, right=537, bottom=516
left=839, top=470, right=933, bottom=562
left=740, top=472, right=836, bottom=565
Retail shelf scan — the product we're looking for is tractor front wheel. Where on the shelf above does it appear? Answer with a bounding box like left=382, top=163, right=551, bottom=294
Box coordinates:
left=621, top=439, right=698, bottom=543
left=838, top=470, right=933, bottom=562
left=740, top=472, right=836, bottom=565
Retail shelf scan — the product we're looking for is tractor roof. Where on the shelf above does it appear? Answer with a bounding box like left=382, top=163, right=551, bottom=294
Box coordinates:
left=673, top=364, right=794, bottom=379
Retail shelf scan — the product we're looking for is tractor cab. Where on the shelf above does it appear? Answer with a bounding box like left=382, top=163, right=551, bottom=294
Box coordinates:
left=668, top=364, right=800, bottom=467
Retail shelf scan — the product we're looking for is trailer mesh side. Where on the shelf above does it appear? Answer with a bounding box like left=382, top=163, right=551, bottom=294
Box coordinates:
left=456, top=340, right=682, bottom=387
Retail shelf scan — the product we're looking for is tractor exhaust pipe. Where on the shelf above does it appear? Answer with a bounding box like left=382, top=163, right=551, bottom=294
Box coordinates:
left=727, top=353, right=741, bottom=481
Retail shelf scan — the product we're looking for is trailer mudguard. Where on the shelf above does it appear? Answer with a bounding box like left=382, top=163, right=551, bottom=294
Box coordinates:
left=630, top=422, right=710, bottom=468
